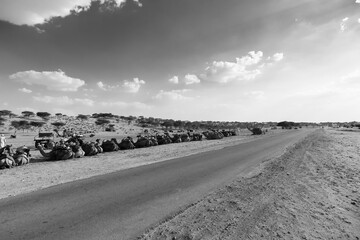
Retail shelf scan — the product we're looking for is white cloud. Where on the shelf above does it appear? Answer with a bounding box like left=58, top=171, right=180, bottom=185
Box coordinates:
left=200, top=51, right=263, bottom=83
left=10, top=69, right=85, bottom=92
left=154, top=89, right=192, bottom=101
left=168, top=76, right=179, bottom=84
left=18, top=88, right=32, bottom=93
left=97, top=78, right=145, bottom=92
left=33, top=95, right=94, bottom=106
left=0, top=0, right=141, bottom=26
left=272, top=53, right=284, bottom=62
left=356, top=0, right=360, bottom=4
left=340, top=17, right=349, bottom=32
left=122, top=78, right=145, bottom=93
left=341, top=70, right=360, bottom=83
left=199, top=51, right=283, bottom=84
left=97, top=81, right=117, bottom=91
left=184, top=74, right=201, bottom=85
left=97, top=81, right=123, bottom=91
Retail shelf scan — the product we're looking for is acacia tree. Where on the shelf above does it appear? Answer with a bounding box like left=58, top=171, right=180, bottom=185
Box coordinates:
left=76, top=114, right=89, bottom=121
left=30, top=121, right=46, bottom=133
left=36, top=112, right=51, bottom=120
left=92, top=113, right=114, bottom=119
left=173, top=120, right=183, bottom=129
left=0, top=110, right=12, bottom=118
left=22, top=111, right=35, bottom=118
left=161, top=120, right=174, bottom=130
left=95, top=118, right=110, bottom=131
left=52, top=122, right=66, bottom=129
left=11, top=120, right=30, bottom=132
left=0, top=116, right=5, bottom=127
left=55, top=113, right=63, bottom=119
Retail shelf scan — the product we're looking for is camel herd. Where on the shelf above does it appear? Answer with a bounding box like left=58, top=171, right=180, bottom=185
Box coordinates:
left=0, top=129, right=237, bottom=169
left=0, top=145, right=31, bottom=169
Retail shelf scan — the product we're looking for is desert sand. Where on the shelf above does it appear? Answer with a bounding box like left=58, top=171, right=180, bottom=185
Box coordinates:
left=139, top=129, right=360, bottom=239
left=1, top=127, right=359, bottom=240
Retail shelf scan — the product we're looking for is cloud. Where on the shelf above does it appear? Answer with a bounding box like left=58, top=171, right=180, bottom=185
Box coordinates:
left=122, top=78, right=145, bottom=93
left=33, top=95, right=94, bottom=106
left=18, top=88, right=32, bottom=93
left=97, top=81, right=118, bottom=91
left=340, top=17, right=349, bottom=32
left=0, top=0, right=142, bottom=26
left=10, top=69, right=85, bottom=92
left=97, top=78, right=145, bottom=92
left=184, top=74, right=201, bottom=85
left=168, top=76, right=179, bottom=84
left=271, top=53, right=284, bottom=62
left=340, top=70, right=360, bottom=83
left=154, top=89, right=192, bottom=101
left=200, top=51, right=263, bottom=83
left=198, top=51, right=283, bottom=83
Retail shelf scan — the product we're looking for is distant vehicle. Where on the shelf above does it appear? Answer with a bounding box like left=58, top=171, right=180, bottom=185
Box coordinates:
left=34, top=132, right=55, bottom=149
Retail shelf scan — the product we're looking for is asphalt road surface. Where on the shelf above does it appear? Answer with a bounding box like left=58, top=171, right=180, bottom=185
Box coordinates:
left=0, top=129, right=313, bottom=240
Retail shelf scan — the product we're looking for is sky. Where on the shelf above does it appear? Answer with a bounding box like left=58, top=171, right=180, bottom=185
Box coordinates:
left=0, top=0, right=359, bottom=122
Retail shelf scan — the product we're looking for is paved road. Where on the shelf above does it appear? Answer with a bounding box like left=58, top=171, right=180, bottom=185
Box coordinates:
left=0, top=129, right=313, bottom=240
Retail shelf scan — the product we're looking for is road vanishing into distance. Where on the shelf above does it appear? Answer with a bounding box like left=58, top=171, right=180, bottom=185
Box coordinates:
left=0, top=129, right=313, bottom=240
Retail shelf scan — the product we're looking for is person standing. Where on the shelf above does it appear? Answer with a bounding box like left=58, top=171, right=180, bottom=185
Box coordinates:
left=0, top=134, right=6, bottom=148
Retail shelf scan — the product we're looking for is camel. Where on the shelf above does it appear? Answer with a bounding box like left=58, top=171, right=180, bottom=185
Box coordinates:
left=70, top=144, right=85, bottom=158
left=101, top=139, right=119, bottom=152
left=165, top=133, right=181, bottom=143
left=66, top=136, right=84, bottom=146
left=190, top=133, right=203, bottom=141
left=203, top=130, right=224, bottom=140
left=37, top=145, right=74, bottom=161
left=82, top=142, right=99, bottom=156
left=156, top=134, right=172, bottom=145
left=221, top=130, right=230, bottom=137
left=247, top=127, right=264, bottom=135
left=0, top=145, right=15, bottom=169
left=180, top=133, right=191, bottom=142
left=149, top=136, right=158, bottom=146
left=134, top=136, right=152, bottom=148
left=95, top=139, right=103, bottom=153
left=13, top=146, right=31, bottom=166
left=118, top=137, right=135, bottom=150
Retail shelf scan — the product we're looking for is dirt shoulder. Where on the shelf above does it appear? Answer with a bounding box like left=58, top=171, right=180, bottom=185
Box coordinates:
left=139, top=129, right=360, bottom=240
left=0, top=130, right=279, bottom=200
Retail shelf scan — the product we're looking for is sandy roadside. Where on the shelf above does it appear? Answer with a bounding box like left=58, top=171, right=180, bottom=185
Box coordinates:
left=0, top=130, right=282, bottom=200
left=139, top=129, right=360, bottom=240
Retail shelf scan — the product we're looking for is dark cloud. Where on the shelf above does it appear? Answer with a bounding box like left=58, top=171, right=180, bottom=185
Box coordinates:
left=0, top=0, right=356, bottom=82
